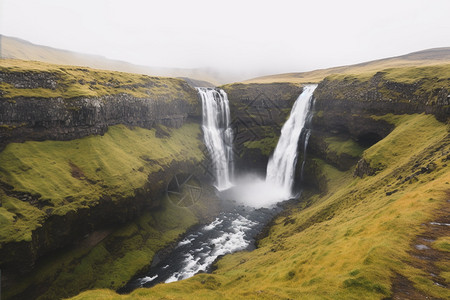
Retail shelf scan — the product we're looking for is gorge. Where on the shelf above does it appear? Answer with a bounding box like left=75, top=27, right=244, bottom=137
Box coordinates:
left=0, top=52, right=449, bottom=300
left=118, top=85, right=317, bottom=292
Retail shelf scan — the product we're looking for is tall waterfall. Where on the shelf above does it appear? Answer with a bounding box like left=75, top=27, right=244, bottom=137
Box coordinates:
left=266, top=85, right=317, bottom=198
left=197, top=87, right=234, bottom=190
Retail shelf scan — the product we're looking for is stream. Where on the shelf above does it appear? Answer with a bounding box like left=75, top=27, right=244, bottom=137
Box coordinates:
left=119, top=85, right=315, bottom=293
left=118, top=204, right=280, bottom=292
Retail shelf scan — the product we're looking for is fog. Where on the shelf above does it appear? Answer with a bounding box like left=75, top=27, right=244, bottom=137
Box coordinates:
left=220, top=174, right=293, bottom=208
left=1, top=0, right=449, bottom=78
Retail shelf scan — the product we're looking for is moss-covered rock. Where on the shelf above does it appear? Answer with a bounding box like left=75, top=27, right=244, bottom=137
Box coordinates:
left=0, top=60, right=201, bottom=150
left=221, top=82, right=303, bottom=175
left=0, top=123, right=207, bottom=292
left=68, top=114, right=450, bottom=300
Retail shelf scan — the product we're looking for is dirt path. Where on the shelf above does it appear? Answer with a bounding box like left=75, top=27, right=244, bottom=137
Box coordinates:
left=390, top=200, right=449, bottom=300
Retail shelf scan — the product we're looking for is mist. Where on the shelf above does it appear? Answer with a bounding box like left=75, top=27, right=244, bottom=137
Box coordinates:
left=219, top=174, right=291, bottom=208
left=1, top=0, right=449, bottom=79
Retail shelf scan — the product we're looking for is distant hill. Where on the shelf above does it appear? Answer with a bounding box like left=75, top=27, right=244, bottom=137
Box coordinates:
left=0, top=34, right=218, bottom=85
left=245, top=47, right=450, bottom=83
left=177, top=77, right=215, bottom=88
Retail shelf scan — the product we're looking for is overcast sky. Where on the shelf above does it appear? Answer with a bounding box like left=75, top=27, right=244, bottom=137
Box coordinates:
left=1, top=0, right=449, bottom=77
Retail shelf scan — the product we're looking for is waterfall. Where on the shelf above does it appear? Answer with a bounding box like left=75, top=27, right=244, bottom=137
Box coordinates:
left=197, top=87, right=234, bottom=190
left=266, top=85, right=317, bottom=199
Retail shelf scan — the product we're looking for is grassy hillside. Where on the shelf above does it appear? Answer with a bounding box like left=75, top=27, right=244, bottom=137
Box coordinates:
left=244, top=48, right=450, bottom=84
left=0, top=59, right=197, bottom=101
left=71, top=113, right=449, bottom=299
left=4, top=197, right=200, bottom=300
left=0, top=35, right=222, bottom=85
left=324, top=64, right=450, bottom=100
left=0, top=122, right=204, bottom=246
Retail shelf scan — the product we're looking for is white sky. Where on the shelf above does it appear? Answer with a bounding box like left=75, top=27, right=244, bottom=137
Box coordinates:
left=1, top=0, right=449, bottom=77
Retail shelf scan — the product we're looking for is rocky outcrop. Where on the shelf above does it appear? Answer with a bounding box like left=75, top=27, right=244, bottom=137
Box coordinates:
left=221, top=83, right=303, bottom=175
left=0, top=92, right=200, bottom=150
left=303, top=70, right=449, bottom=188
left=0, top=158, right=205, bottom=281
left=0, top=66, right=206, bottom=291
left=0, top=70, right=58, bottom=89
left=314, top=72, right=449, bottom=121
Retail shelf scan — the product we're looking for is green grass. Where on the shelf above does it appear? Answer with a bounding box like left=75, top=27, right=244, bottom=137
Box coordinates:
left=5, top=197, right=199, bottom=300
left=324, top=137, right=365, bottom=158
left=0, top=122, right=204, bottom=244
left=321, top=64, right=450, bottom=105
left=328, top=64, right=450, bottom=86
left=243, top=126, right=279, bottom=156
left=363, top=114, right=447, bottom=171
left=432, top=237, right=450, bottom=252
left=70, top=113, right=450, bottom=299
left=243, top=55, right=450, bottom=84
left=0, top=59, right=197, bottom=103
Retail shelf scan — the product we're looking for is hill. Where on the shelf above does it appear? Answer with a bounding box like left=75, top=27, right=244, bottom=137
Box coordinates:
left=0, top=34, right=219, bottom=85
left=245, top=47, right=450, bottom=83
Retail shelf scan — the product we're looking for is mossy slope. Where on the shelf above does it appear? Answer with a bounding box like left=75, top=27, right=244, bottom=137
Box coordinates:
left=5, top=197, right=199, bottom=300
left=71, top=114, right=449, bottom=299
left=244, top=48, right=450, bottom=84
left=0, top=123, right=203, bottom=245
left=0, top=59, right=197, bottom=102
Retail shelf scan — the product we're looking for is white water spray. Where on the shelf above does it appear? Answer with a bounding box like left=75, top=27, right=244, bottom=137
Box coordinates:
left=197, top=87, right=234, bottom=190
left=265, top=85, right=317, bottom=199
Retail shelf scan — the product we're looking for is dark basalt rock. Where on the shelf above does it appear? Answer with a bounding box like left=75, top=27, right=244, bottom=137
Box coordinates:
left=0, top=158, right=206, bottom=288
left=222, top=82, right=303, bottom=176
left=304, top=72, right=448, bottom=186
left=354, top=158, right=379, bottom=178
left=313, top=73, right=449, bottom=121
left=0, top=71, right=58, bottom=89
left=0, top=92, right=200, bottom=150
left=0, top=80, right=203, bottom=288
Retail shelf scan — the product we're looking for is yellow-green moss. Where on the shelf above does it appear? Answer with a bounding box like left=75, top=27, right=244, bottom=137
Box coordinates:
left=4, top=197, right=198, bottom=300
left=0, top=122, right=204, bottom=244
left=323, top=65, right=450, bottom=104
left=324, top=137, right=365, bottom=158
left=0, top=59, right=196, bottom=103
left=70, top=113, right=450, bottom=299
left=363, top=114, right=447, bottom=171
left=432, top=237, right=450, bottom=252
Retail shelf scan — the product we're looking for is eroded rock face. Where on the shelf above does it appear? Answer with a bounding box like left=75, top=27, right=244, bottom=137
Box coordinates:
left=0, top=159, right=205, bottom=280
left=222, top=83, right=303, bottom=175
left=0, top=77, right=203, bottom=286
left=314, top=73, right=449, bottom=121
left=303, top=72, right=449, bottom=189
left=0, top=93, right=199, bottom=150
left=0, top=71, right=58, bottom=89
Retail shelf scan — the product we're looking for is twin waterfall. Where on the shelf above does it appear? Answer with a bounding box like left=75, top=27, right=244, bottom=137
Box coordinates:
left=198, top=85, right=316, bottom=201
left=123, top=85, right=318, bottom=290
left=197, top=88, right=234, bottom=190
left=266, top=85, right=317, bottom=198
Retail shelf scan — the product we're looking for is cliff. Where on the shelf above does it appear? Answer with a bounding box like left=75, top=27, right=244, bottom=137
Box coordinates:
left=2, top=60, right=450, bottom=300
left=303, top=65, right=449, bottom=191
left=0, top=60, right=201, bottom=150
left=0, top=60, right=212, bottom=298
left=221, top=82, right=303, bottom=175
left=71, top=64, right=450, bottom=300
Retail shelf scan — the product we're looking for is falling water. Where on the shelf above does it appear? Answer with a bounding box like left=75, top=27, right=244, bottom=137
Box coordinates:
left=266, top=85, right=317, bottom=199
left=197, top=88, right=234, bottom=190
left=119, top=86, right=318, bottom=293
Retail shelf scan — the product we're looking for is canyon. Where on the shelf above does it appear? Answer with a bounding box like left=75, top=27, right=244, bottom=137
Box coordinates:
left=0, top=53, right=449, bottom=299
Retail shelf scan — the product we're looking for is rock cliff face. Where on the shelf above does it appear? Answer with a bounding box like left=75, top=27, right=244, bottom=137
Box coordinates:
left=0, top=90, right=199, bottom=151
left=0, top=63, right=206, bottom=290
left=304, top=70, right=449, bottom=189
left=1, top=61, right=448, bottom=299
left=0, top=95, right=197, bottom=148
left=221, top=83, right=303, bottom=175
